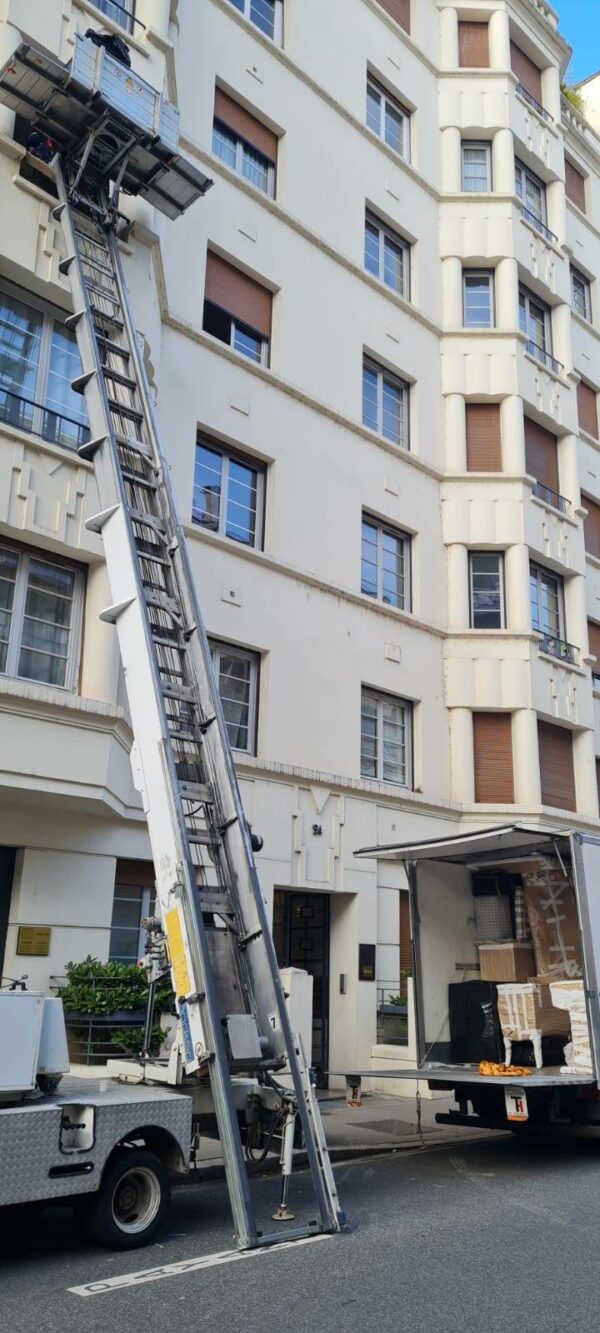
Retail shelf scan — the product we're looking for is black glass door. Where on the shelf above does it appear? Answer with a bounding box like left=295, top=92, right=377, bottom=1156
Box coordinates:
left=272, top=889, right=330, bottom=1088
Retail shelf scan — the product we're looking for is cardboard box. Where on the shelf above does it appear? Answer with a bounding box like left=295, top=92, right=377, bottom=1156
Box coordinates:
left=478, top=942, right=536, bottom=983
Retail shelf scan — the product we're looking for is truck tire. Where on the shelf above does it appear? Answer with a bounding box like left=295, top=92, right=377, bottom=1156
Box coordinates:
left=82, top=1147, right=170, bottom=1249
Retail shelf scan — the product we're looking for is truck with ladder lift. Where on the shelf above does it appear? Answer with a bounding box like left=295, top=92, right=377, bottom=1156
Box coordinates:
left=0, top=27, right=345, bottom=1253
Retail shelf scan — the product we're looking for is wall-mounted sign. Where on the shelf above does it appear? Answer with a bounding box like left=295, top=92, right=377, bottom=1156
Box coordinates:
left=16, top=926, right=51, bottom=957
left=358, top=943, right=376, bottom=981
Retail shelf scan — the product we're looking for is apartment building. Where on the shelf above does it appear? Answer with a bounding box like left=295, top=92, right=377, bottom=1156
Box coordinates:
left=0, top=0, right=599, bottom=1088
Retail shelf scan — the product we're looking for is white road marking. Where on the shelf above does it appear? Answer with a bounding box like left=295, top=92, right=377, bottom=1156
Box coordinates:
left=68, top=1233, right=333, bottom=1297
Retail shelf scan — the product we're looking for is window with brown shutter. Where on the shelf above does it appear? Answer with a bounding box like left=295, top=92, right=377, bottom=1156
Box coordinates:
left=524, top=418, right=559, bottom=494
left=587, top=621, right=600, bottom=685
left=596, top=757, right=600, bottom=809
left=583, top=495, right=600, bottom=560
left=466, top=403, right=502, bottom=472
left=538, top=721, right=576, bottom=810
left=473, top=713, right=515, bottom=803
left=214, top=90, right=277, bottom=162
left=203, top=252, right=272, bottom=363
left=510, top=41, right=543, bottom=106
left=578, top=380, right=598, bottom=440
left=565, top=159, right=586, bottom=213
left=459, top=22, right=489, bottom=68
left=377, top=0, right=410, bottom=34
left=399, top=889, right=412, bottom=974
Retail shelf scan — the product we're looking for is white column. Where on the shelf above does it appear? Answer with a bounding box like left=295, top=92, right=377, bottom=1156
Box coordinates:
left=565, top=573, right=588, bottom=667
left=439, top=5, right=459, bottom=70
left=542, top=64, right=562, bottom=124
left=558, top=433, right=581, bottom=511
left=500, top=394, right=526, bottom=474
left=140, top=0, right=171, bottom=35
left=442, top=256, right=463, bottom=330
left=447, top=544, right=469, bottom=629
left=513, top=709, right=542, bottom=807
left=504, top=543, right=531, bottom=633
left=450, top=708, right=475, bottom=803
left=495, top=256, right=518, bottom=330
left=573, top=729, right=599, bottom=819
left=445, top=393, right=466, bottom=472
left=79, top=564, right=122, bottom=703
left=553, top=301, right=573, bottom=377
left=488, top=9, right=511, bottom=71
left=492, top=128, right=516, bottom=195
left=546, top=178, right=566, bottom=248
left=441, top=126, right=462, bottom=194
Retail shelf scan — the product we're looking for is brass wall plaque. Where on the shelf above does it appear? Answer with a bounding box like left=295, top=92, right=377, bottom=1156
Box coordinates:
left=16, top=926, right=51, bottom=957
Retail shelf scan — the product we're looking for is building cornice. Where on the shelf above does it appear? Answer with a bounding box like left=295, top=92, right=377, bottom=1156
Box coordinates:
left=0, top=678, right=133, bottom=749
left=234, top=753, right=463, bottom=817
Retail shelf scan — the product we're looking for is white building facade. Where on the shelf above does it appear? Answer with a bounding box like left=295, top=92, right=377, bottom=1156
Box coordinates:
left=0, top=0, right=599, bottom=1086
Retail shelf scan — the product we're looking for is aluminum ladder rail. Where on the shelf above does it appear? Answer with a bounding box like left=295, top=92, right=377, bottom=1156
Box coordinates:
left=53, top=165, right=344, bottom=1248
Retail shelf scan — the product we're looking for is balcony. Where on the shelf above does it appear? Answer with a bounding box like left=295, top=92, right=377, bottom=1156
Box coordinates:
left=531, top=480, right=569, bottom=515
left=0, top=388, right=89, bottom=452
left=523, top=339, right=563, bottom=376
left=515, top=82, right=553, bottom=124
left=519, top=203, right=558, bottom=247
left=535, top=632, right=577, bottom=665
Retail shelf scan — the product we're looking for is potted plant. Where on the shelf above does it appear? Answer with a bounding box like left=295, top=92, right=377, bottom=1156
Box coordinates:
left=59, top=956, right=172, bottom=1065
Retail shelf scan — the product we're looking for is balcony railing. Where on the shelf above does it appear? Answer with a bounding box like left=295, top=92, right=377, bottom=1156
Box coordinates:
left=519, top=202, right=558, bottom=246
left=515, top=81, right=553, bottom=123
left=531, top=480, right=569, bottom=514
left=92, top=0, right=144, bottom=33
left=523, top=339, right=563, bottom=376
left=536, top=632, right=577, bottom=665
left=0, top=388, right=89, bottom=451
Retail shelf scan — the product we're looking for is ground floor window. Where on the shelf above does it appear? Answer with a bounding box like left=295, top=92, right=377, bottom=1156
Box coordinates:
left=108, top=860, right=155, bottom=964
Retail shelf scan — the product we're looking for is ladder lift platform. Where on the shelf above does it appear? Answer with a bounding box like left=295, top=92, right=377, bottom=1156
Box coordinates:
left=0, top=31, right=344, bottom=1250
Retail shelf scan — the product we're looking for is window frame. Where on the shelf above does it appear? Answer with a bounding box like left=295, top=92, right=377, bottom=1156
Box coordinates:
left=203, top=299, right=269, bottom=367
left=0, top=280, right=89, bottom=450
left=109, top=874, right=155, bottom=965
left=571, top=267, right=592, bottom=323
left=515, top=158, right=547, bottom=224
left=469, top=551, right=505, bottom=630
left=361, top=513, right=411, bottom=610
left=212, top=117, right=276, bottom=198
left=461, top=141, right=492, bottom=193
left=360, top=686, right=413, bottom=788
left=529, top=560, right=565, bottom=641
left=209, top=638, right=259, bottom=755
left=229, top=0, right=283, bottom=44
left=192, top=436, right=265, bottom=550
left=364, top=211, right=410, bottom=299
left=519, top=285, right=554, bottom=363
left=463, top=270, right=494, bottom=329
left=366, top=76, right=410, bottom=161
left=362, top=357, right=410, bottom=450
left=91, top=0, right=136, bottom=33
left=0, top=541, right=84, bottom=692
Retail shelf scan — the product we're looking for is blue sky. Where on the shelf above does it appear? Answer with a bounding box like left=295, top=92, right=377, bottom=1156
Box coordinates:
left=558, top=0, right=600, bottom=82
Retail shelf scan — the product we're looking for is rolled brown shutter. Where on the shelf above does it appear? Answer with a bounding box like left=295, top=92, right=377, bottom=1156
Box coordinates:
left=399, top=890, right=412, bottom=973
left=583, top=495, right=600, bottom=559
left=538, top=721, right=576, bottom=810
left=114, top=859, right=155, bottom=888
left=587, top=620, right=600, bottom=666
left=466, top=403, right=502, bottom=471
left=214, top=88, right=277, bottom=162
left=578, top=380, right=598, bottom=439
left=205, top=252, right=271, bottom=337
left=473, top=713, right=515, bottom=803
left=596, top=758, right=600, bottom=810
left=524, top=418, right=559, bottom=492
left=510, top=41, right=543, bottom=104
left=377, top=0, right=410, bottom=33
left=565, top=160, right=586, bottom=213
left=459, top=22, right=489, bottom=68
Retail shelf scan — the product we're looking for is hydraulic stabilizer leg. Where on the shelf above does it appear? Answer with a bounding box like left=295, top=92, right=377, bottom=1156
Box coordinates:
left=272, top=1104, right=297, bottom=1222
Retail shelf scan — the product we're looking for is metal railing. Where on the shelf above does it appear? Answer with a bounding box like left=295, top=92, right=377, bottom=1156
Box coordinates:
left=93, top=0, right=144, bottom=32
left=523, top=338, right=563, bottom=376
left=531, top=479, right=568, bottom=514
left=376, top=982, right=409, bottom=1047
left=536, top=632, right=577, bottom=665
left=515, top=81, right=553, bottom=123
left=519, top=202, right=558, bottom=245
left=0, top=388, right=89, bottom=450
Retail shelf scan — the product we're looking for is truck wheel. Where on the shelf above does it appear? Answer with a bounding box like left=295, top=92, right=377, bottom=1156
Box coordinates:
left=83, top=1148, right=170, bottom=1249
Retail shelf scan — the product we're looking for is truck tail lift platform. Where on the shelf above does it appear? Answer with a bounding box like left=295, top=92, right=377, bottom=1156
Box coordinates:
left=0, top=33, right=344, bottom=1250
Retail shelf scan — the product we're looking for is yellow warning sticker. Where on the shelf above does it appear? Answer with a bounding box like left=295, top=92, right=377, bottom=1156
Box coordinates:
left=164, top=907, right=191, bottom=998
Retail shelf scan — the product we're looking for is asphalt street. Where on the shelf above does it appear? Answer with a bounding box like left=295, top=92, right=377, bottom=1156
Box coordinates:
left=2, top=1134, right=600, bottom=1333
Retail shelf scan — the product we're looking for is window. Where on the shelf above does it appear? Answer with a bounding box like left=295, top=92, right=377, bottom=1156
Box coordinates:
left=0, top=543, right=82, bottom=689
left=515, top=159, right=554, bottom=240
left=0, top=285, right=89, bottom=450
left=361, top=515, right=410, bottom=609
left=229, top=0, right=282, bottom=42
left=578, top=381, right=599, bottom=440
left=364, top=212, right=409, bottom=298
left=193, top=438, right=264, bottom=548
left=93, top=0, right=135, bottom=33
left=583, top=494, right=600, bottom=560
left=377, top=0, right=410, bottom=33
left=212, top=90, right=277, bottom=197
left=361, top=688, right=412, bottom=787
left=588, top=621, right=600, bottom=688
left=469, top=553, right=504, bottom=629
left=203, top=253, right=271, bottom=366
left=466, top=403, right=502, bottom=471
left=109, top=862, right=155, bottom=964
left=524, top=417, right=565, bottom=511
left=510, top=42, right=548, bottom=119
left=463, top=271, right=494, bottom=328
left=530, top=561, right=573, bottom=662
left=362, top=358, right=409, bottom=448
left=458, top=21, right=489, bottom=68
left=565, top=159, right=586, bottom=214
left=571, top=268, right=591, bottom=322
left=210, top=640, right=258, bottom=753
left=366, top=77, right=409, bottom=159
left=519, top=286, right=558, bottom=371
left=462, top=142, right=491, bottom=193
left=473, top=713, right=514, bottom=803
left=538, top=720, right=576, bottom=811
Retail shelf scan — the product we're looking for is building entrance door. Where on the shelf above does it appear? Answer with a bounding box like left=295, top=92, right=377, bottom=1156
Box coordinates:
left=272, top=889, right=330, bottom=1087
left=0, top=849, right=16, bottom=982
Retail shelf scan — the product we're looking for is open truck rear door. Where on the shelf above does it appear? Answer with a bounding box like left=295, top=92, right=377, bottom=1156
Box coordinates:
left=570, top=832, right=600, bottom=1082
